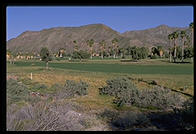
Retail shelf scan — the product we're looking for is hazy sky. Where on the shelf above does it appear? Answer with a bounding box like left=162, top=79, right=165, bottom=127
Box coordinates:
left=7, top=6, right=193, bottom=41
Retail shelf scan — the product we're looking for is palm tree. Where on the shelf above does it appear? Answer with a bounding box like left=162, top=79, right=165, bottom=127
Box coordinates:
left=168, top=33, right=173, bottom=62
left=107, top=46, right=112, bottom=57
left=119, top=47, right=125, bottom=58
left=189, top=22, right=194, bottom=46
left=99, top=40, right=106, bottom=59
left=86, top=39, right=94, bottom=59
left=180, top=31, right=186, bottom=62
left=112, top=38, right=119, bottom=59
left=172, top=31, right=179, bottom=62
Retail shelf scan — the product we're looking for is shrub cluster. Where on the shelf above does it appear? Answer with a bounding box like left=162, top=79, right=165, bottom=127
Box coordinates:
left=99, top=77, right=184, bottom=109
left=7, top=101, right=93, bottom=131
left=135, top=87, right=183, bottom=109
left=7, top=79, right=30, bottom=104
left=56, top=80, right=88, bottom=99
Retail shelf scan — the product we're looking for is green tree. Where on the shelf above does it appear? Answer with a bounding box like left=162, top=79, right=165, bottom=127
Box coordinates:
left=72, top=50, right=90, bottom=60
left=119, top=47, right=125, bottom=58
left=184, top=46, right=194, bottom=59
left=151, top=46, right=159, bottom=56
left=40, top=47, right=51, bottom=69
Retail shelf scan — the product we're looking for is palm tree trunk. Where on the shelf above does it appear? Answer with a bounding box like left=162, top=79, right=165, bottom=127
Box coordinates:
left=169, top=40, right=172, bottom=62
left=169, top=51, right=172, bottom=62
left=90, top=47, right=93, bottom=59
left=181, top=45, right=184, bottom=62
left=174, top=46, right=177, bottom=62
left=173, top=39, right=177, bottom=63
left=181, top=38, right=184, bottom=62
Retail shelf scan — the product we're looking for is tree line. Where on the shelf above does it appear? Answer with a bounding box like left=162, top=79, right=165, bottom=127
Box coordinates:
left=168, top=22, right=194, bottom=63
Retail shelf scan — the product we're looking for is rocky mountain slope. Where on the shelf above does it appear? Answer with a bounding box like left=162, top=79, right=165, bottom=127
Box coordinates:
left=7, top=23, right=191, bottom=54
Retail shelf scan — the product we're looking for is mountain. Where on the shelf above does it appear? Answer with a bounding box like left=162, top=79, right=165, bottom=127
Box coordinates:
left=7, top=24, right=191, bottom=54
left=122, top=25, right=189, bottom=48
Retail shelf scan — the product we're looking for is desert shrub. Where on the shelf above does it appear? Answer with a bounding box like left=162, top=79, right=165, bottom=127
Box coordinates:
left=136, top=87, right=184, bottom=109
left=99, top=77, right=140, bottom=107
left=7, top=101, right=94, bottom=131
left=48, top=83, right=64, bottom=94
left=112, top=111, right=150, bottom=130
left=30, top=83, right=47, bottom=91
left=100, top=77, right=184, bottom=109
left=56, top=80, right=88, bottom=99
left=99, top=77, right=138, bottom=96
left=7, top=79, right=30, bottom=104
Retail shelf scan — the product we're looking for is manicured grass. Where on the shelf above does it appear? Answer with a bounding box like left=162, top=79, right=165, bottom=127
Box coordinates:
left=11, top=60, right=193, bottom=75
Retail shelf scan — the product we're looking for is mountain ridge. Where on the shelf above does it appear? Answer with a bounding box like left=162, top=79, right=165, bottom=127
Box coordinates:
left=7, top=23, right=190, bottom=54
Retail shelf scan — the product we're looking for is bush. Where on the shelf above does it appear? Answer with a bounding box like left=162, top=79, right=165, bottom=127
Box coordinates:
left=7, top=101, right=93, bottom=131
left=99, top=77, right=184, bottom=109
left=99, top=77, right=140, bottom=107
left=136, top=87, right=184, bottom=109
left=99, top=77, right=138, bottom=96
left=7, top=79, right=30, bottom=104
left=29, top=83, right=48, bottom=94
left=48, top=83, right=64, bottom=94
left=56, top=80, right=88, bottom=99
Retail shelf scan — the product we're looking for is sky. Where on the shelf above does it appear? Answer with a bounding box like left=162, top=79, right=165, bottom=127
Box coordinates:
left=7, top=6, right=193, bottom=41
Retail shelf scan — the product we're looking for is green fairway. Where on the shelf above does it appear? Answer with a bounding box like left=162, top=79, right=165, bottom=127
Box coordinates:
left=12, top=60, right=193, bottom=75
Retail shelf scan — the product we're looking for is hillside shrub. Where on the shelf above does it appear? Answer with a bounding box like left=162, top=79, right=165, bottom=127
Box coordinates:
left=136, top=87, right=184, bottom=109
left=7, top=79, right=30, bottom=104
left=48, top=83, right=64, bottom=94
left=99, top=77, right=184, bottom=109
left=7, top=101, right=93, bottom=131
left=56, top=80, right=88, bottom=99
left=99, top=77, right=138, bottom=96
left=99, top=77, right=140, bottom=107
